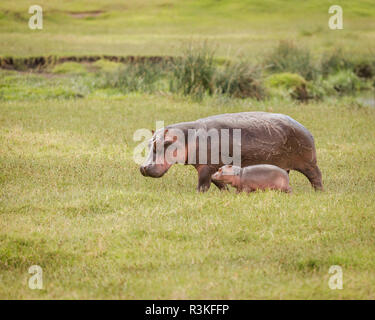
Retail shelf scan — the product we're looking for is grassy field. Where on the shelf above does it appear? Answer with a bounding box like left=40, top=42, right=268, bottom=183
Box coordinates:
left=1, top=0, right=375, bottom=58
left=0, top=69, right=375, bottom=299
left=1, top=0, right=375, bottom=300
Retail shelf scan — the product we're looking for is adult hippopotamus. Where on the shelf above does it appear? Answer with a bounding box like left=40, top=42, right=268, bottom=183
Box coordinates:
left=139, top=112, right=323, bottom=192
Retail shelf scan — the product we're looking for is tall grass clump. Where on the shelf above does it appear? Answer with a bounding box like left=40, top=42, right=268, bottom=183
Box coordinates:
left=103, top=62, right=167, bottom=93
left=354, top=60, right=375, bottom=79
left=170, top=44, right=216, bottom=99
left=170, top=44, right=265, bottom=100
left=321, top=49, right=375, bottom=79
left=214, top=61, right=265, bottom=99
left=325, top=70, right=368, bottom=95
left=265, top=72, right=309, bottom=101
left=264, top=41, right=316, bottom=80
left=320, top=49, right=354, bottom=76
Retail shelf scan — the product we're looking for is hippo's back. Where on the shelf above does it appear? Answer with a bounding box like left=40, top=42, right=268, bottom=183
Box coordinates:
left=197, top=112, right=308, bottom=135
left=197, top=112, right=312, bottom=144
left=196, top=112, right=316, bottom=169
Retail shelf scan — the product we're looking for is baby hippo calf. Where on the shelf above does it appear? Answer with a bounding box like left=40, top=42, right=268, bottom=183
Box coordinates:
left=212, top=164, right=292, bottom=193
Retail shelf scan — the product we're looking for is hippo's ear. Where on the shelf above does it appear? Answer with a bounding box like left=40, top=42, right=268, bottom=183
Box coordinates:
left=163, top=129, right=170, bottom=139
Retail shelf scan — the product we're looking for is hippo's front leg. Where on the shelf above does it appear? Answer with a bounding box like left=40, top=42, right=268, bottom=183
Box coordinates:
left=195, top=165, right=212, bottom=192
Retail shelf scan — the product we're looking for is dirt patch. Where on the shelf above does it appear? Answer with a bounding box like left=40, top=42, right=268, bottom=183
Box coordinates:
left=0, top=55, right=175, bottom=71
left=68, top=11, right=104, bottom=18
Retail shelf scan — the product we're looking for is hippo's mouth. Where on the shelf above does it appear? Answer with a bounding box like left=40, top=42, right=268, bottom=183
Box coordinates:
left=140, top=165, right=167, bottom=178
left=140, top=166, right=148, bottom=176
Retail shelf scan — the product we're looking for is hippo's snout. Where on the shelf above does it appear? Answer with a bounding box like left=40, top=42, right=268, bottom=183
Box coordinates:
left=139, top=164, right=166, bottom=178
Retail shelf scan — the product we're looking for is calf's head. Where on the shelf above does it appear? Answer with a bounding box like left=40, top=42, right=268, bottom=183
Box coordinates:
left=211, top=165, right=241, bottom=184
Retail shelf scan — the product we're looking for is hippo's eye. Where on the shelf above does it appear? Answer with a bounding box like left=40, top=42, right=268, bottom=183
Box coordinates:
left=164, top=140, right=173, bottom=148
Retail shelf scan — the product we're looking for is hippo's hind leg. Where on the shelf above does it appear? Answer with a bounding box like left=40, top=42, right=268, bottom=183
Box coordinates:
left=297, top=164, right=323, bottom=191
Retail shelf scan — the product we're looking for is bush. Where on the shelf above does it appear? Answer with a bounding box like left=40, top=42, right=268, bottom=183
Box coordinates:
left=264, top=41, right=316, bottom=80
left=306, top=76, right=331, bottom=101
left=321, top=49, right=375, bottom=79
left=320, top=49, right=354, bottom=76
left=265, top=72, right=306, bottom=88
left=214, top=61, right=265, bottom=99
left=265, top=72, right=309, bottom=101
left=325, top=70, right=366, bottom=95
left=103, top=62, right=166, bottom=93
left=354, top=60, right=375, bottom=79
left=170, top=45, right=265, bottom=100
left=170, top=44, right=216, bottom=99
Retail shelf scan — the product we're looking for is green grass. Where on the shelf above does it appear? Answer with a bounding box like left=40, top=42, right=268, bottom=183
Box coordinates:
left=0, top=69, right=375, bottom=299
left=265, top=73, right=306, bottom=88
left=1, top=0, right=375, bottom=58
left=0, top=70, right=90, bottom=101
left=92, top=59, right=122, bottom=72
left=51, top=62, right=88, bottom=75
